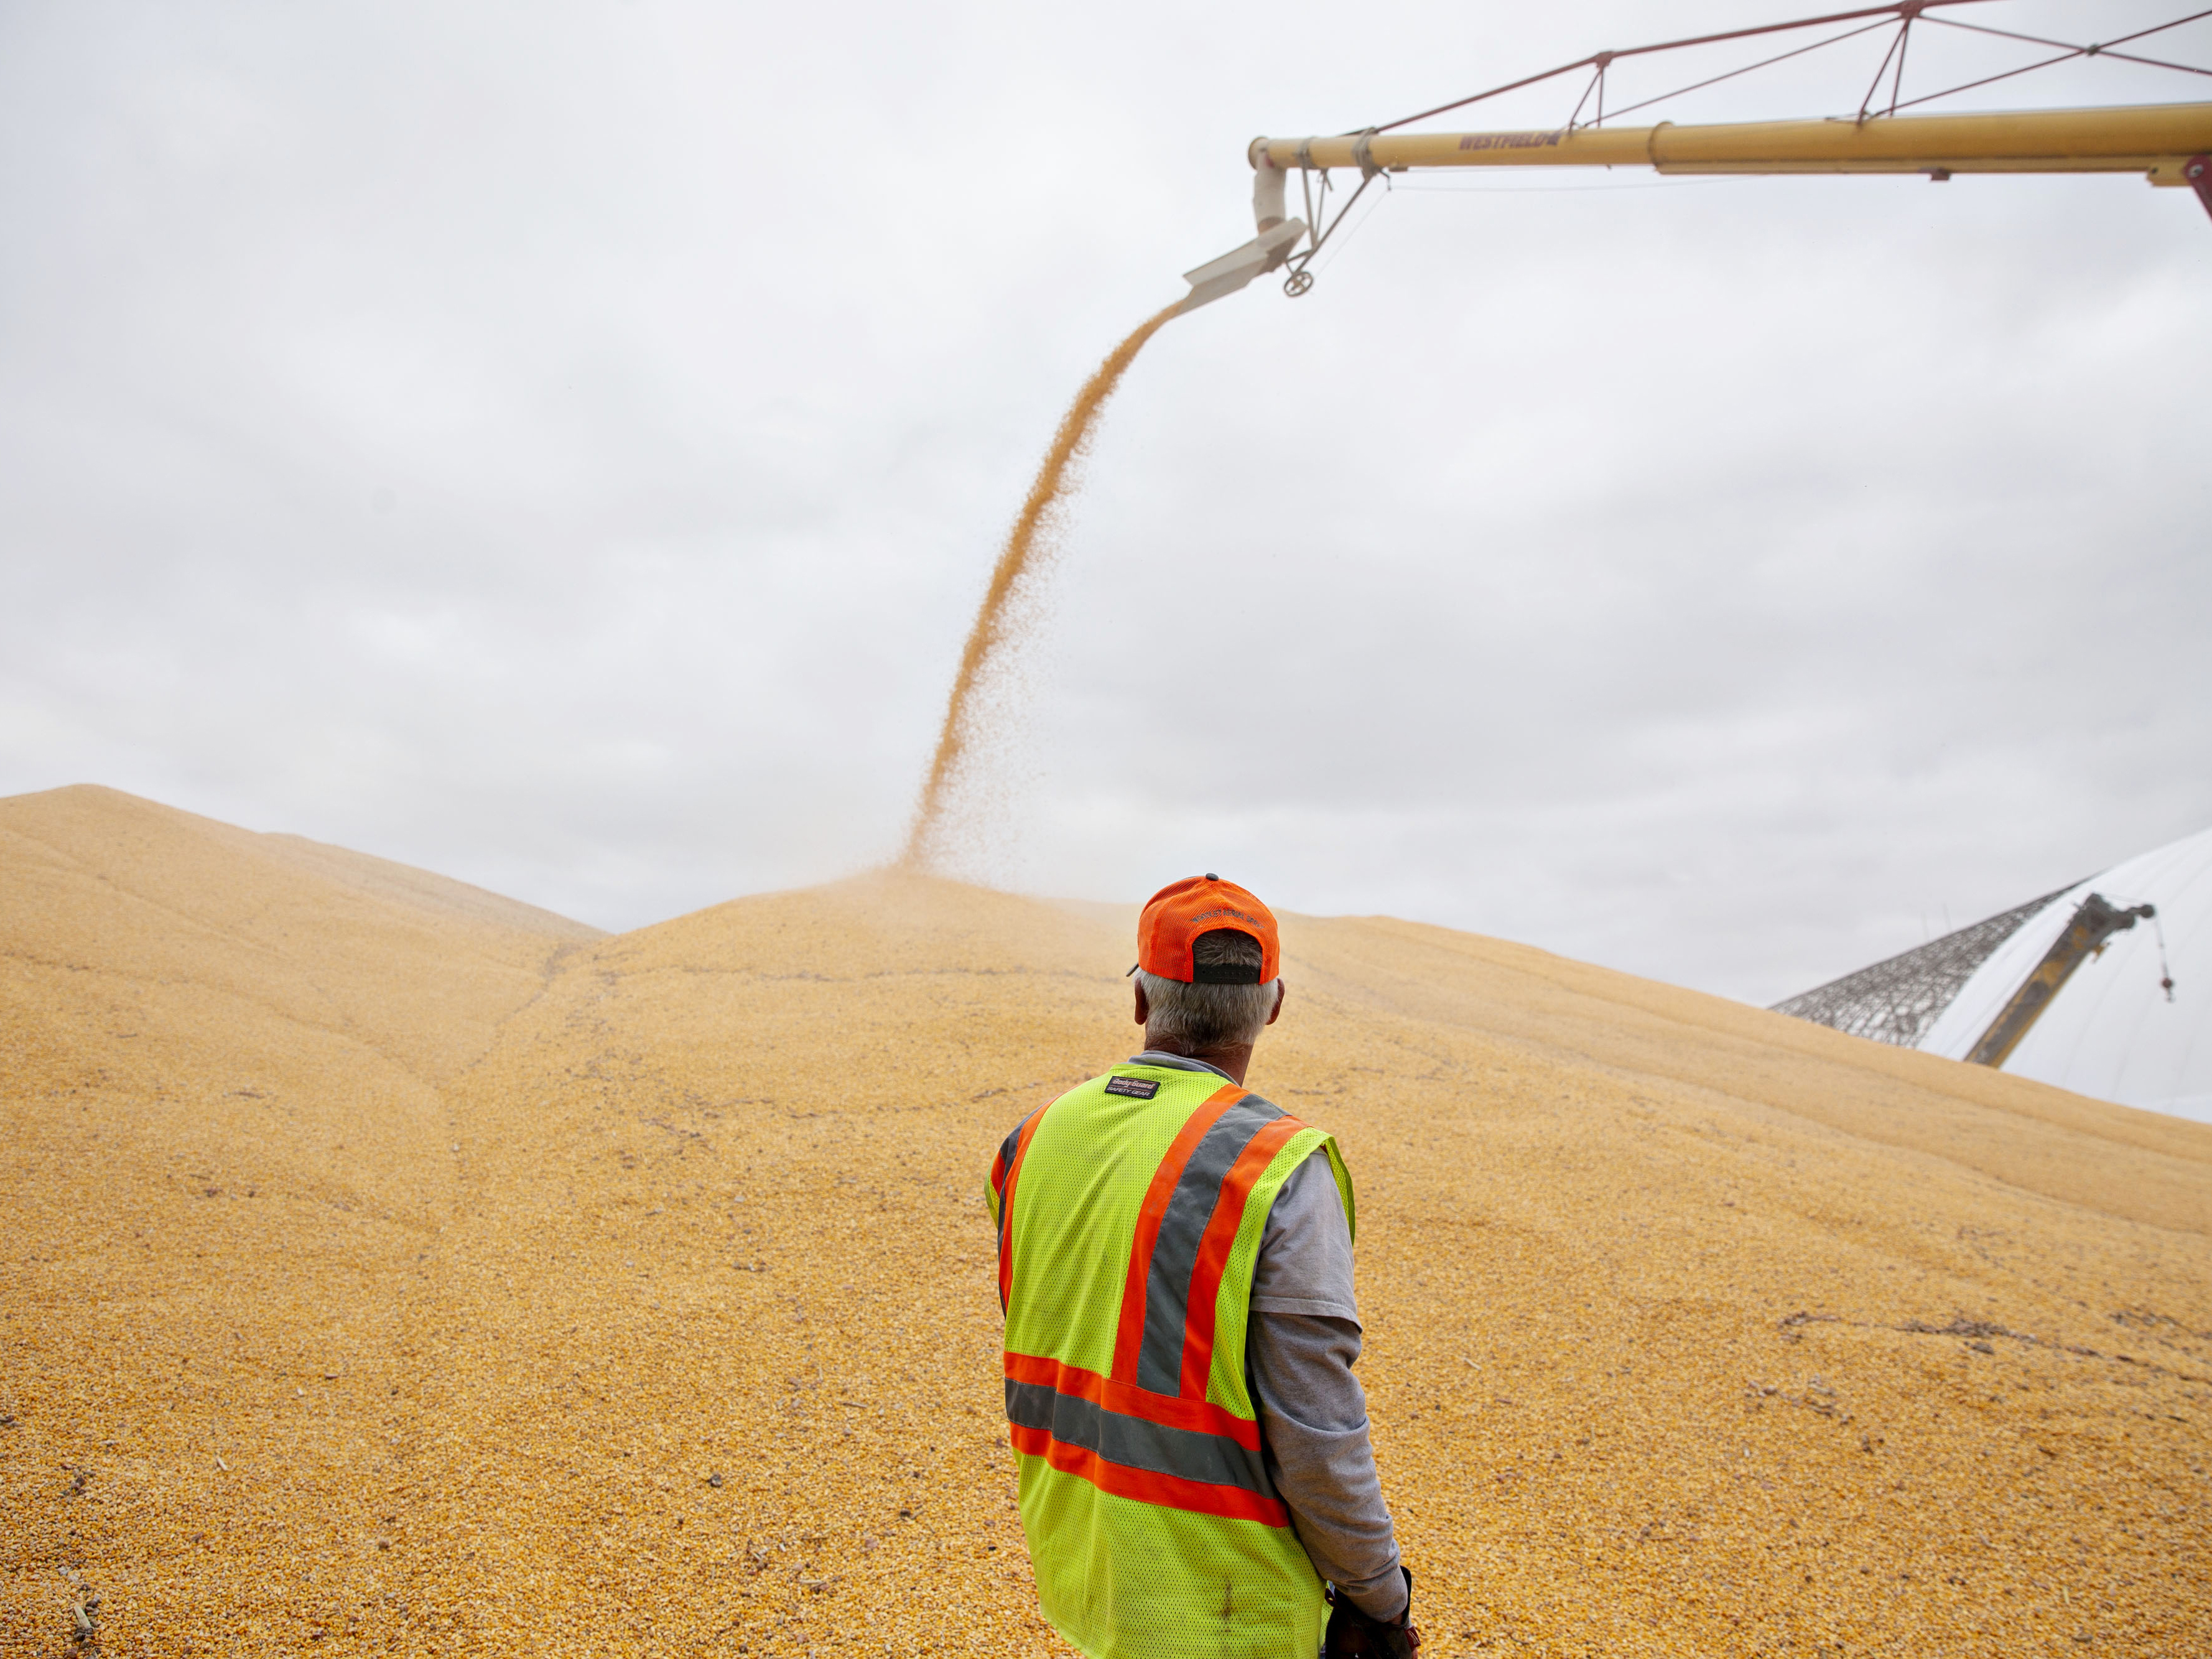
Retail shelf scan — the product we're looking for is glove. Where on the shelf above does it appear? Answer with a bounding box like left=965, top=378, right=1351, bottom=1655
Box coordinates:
left=1323, top=1566, right=1421, bottom=1657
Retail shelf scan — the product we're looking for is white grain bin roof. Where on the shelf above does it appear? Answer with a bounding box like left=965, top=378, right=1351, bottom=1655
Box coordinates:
left=1918, top=825, right=2212, bottom=1123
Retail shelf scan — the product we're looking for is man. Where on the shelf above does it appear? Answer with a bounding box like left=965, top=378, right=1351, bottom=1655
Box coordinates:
left=988, top=875, right=1421, bottom=1658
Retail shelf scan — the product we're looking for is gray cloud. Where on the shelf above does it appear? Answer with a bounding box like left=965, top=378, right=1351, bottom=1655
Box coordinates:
left=3, top=0, right=2207, bottom=1005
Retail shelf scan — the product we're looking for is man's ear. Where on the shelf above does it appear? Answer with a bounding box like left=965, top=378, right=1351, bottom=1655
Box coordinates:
left=1133, top=980, right=1150, bottom=1027
left=1265, top=980, right=1286, bottom=1027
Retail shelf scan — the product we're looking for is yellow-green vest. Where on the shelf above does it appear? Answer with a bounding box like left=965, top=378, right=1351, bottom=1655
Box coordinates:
left=987, top=1062, right=1355, bottom=1659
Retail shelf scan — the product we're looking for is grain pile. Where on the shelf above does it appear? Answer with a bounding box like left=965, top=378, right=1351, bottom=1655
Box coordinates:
left=4, top=784, right=2209, bottom=1657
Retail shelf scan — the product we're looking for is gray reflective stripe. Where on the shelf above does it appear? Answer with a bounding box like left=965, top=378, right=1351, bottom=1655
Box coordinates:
left=1005, top=1378, right=1275, bottom=1497
left=993, top=1120, right=1025, bottom=1194
left=995, top=1108, right=1044, bottom=1312
left=1133, top=1094, right=1284, bottom=1396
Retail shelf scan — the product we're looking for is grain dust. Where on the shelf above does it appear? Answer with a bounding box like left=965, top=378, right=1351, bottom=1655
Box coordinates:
left=5, top=783, right=2211, bottom=1656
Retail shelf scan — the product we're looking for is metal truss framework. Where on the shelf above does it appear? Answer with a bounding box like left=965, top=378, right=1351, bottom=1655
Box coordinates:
left=1771, top=886, right=2075, bottom=1047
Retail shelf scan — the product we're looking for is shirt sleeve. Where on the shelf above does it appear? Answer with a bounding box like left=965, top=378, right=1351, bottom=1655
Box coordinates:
left=1245, top=1155, right=1408, bottom=1624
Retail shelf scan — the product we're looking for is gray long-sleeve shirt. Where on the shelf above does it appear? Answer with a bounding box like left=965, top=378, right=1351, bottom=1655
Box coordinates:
left=1128, top=1053, right=1407, bottom=1623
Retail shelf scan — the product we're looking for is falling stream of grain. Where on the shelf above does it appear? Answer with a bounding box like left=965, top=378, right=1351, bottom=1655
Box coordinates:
left=902, top=303, right=1181, bottom=867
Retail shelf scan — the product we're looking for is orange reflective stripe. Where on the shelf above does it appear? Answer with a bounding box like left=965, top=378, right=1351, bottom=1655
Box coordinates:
left=995, top=1108, right=1049, bottom=1313
left=1177, top=1113, right=1308, bottom=1400
left=1110, top=1085, right=1244, bottom=1383
left=1005, top=1350, right=1262, bottom=1451
left=1007, top=1423, right=1290, bottom=1527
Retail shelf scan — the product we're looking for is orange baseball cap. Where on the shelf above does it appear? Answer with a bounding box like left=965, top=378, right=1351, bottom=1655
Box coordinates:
left=1133, top=874, right=1280, bottom=985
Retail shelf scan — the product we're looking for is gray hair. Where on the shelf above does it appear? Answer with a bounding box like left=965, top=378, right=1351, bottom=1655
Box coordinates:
left=1137, top=929, right=1278, bottom=1051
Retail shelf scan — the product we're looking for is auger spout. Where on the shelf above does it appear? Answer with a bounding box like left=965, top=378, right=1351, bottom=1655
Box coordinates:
left=1175, top=151, right=1307, bottom=315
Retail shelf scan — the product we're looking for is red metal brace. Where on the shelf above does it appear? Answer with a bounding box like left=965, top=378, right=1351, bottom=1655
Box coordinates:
left=2188, top=156, right=2212, bottom=223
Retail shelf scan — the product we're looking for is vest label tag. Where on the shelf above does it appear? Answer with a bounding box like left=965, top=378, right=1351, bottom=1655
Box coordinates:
left=1104, top=1076, right=1161, bottom=1099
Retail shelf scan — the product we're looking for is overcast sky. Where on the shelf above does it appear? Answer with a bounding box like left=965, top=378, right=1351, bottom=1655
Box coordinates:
left=3, top=0, right=2208, bottom=1005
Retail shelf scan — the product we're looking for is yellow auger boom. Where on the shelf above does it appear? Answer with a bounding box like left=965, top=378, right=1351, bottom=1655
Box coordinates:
left=1183, top=101, right=2212, bottom=310
left=1256, top=101, right=2212, bottom=179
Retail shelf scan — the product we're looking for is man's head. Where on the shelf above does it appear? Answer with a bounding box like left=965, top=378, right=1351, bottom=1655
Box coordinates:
left=1130, top=875, right=1285, bottom=1064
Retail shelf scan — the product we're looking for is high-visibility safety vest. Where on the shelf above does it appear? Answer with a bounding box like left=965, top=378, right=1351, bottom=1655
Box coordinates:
left=988, top=1062, right=1355, bottom=1659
